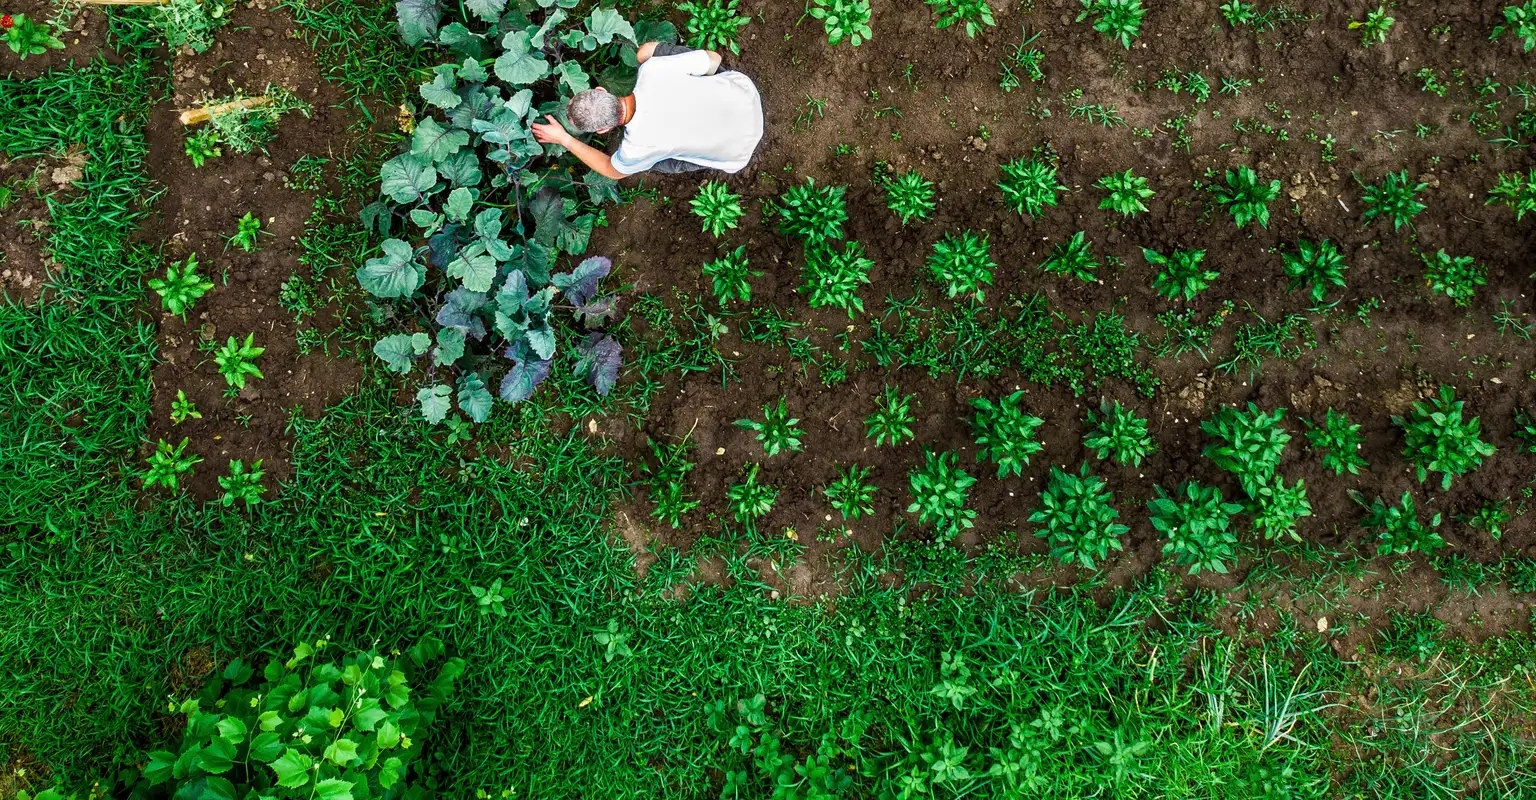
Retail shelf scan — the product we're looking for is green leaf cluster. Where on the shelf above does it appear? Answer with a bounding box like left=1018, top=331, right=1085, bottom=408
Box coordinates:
left=802, top=240, right=874, bottom=317
left=1355, top=491, right=1445, bottom=556
left=1421, top=249, right=1485, bottom=306
left=643, top=438, right=700, bottom=528
left=824, top=464, right=877, bottom=521
left=1249, top=476, right=1312, bottom=542
left=215, top=334, right=265, bottom=389
left=1214, top=166, right=1280, bottom=229
left=1304, top=409, right=1367, bottom=476
left=907, top=450, right=977, bottom=537
left=998, top=157, right=1065, bottom=218
left=927, top=231, right=996, bottom=302
left=1145, top=248, right=1215, bottom=300
left=148, top=253, right=215, bottom=318
left=882, top=169, right=936, bottom=225
left=1148, top=482, right=1242, bottom=574
left=1488, top=169, right=1536, bottom=220
left=1083, top=398, right=1155, bottom=467
left=776, top=178, right=848, bottom=244
left=678, top=0, right=751, bottom=53
left=969, top=391, right=1044, bottom=478
left=734, top=398, right=804, bottom=457
left=1201, top=403, right=1289, bottom=496
left=1030, top=464, right=1127, bottom=569
left=1077, top=0, right=1145, bottom=49
left=691, top=180, right=745, bottom=237
left=1492, top=1, right=1536, bottom=53
left=1360, top=170, right=1428, bottom=232
left=142, top=438, right=202, bottom=491
left=865, top=386, right=917, bottom=447
left=1094, top=169, right=1154, bottom=216
left=926, top=0, right=996, bottom=38
left=727, top=463, right=778, bottom=523
left=1280, top=239, right=1347, bottom=304
left=1041, top=232, right=1100, bottom=283
left=1392, top=386, right=1494, bottom=491
left=218, top=459, right=266, bottom=507
left=702, top=245, right=759, bottom=305
left=810, top=0, right=873, bottom=46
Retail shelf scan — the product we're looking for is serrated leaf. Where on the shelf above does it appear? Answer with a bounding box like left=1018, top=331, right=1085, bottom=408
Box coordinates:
left=395, top=0, right=441, bottom=46
left=575, top=295, right=620, bottom=329
left=457, top=373, right=494, bottom=422
left=358, top=239, right=425, bottom=299
left=420, top=65, right=461, bottom=109
left=552, top=256, right=611, bottom=306
left=379, top=757, right=404, bottom=790
left=314, top=779, right=354, bottom=800
left=530, top=188, right=593, bottom=255
left=144, top=751, right=176, bottom=785
left=380, top=153, right=437, bottom=204
left=463, top=0, right=504, bottom=23
left=436, top=288, right=489, bottom=339
left=505, top=88, right=534, bottom=117
left=271, top=749, right=313, bottom=789
left=249, top=731, right=283, bottom=763
left=360, top=200, right=393, bottom=237
left=586, top=7, right=636, bottom=46
left=446, top=242, right=498, bottom=292
left=585, top=173, right=620, bottom=205
left=418, top=384, right=453, bottom=425
left=199, top=736, right=236, bottom=774
left=377, top=720, right=401, bottom=749
left=215, top=716, right=247, bottom=744
left=411, top=117, right=470, bottom=163
left=526, top=326, right=557, bottom=360
left=576, top=333, right=622, bottom=395
left=434, top=325, right=467, bottom=366
left=323, top=738, right=359, bottom=766
left=494, top=31, right=550, bottom=85
left=500, top=356, right=552, bottom=403
left=445, top=186, right=475, bottom=222
left=496, top=269, right=530, bottom=315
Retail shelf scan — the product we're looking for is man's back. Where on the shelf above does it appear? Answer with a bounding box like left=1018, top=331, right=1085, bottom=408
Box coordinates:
left=611, top=52, right=764, bottom=176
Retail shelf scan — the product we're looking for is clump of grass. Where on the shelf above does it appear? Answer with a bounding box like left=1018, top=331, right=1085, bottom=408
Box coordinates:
left=1214, top=165, right=1280, bottom=228
left=1149, top=481, right=1241, bottom=575
left=882, top=169, right=936, bottom=225
left=1030, top=464, right=1127, bottom=569
left=1421, top=249, right=1485, bottom=306
left=1095, top=168, right=1155, bottom=216
left=1361, top=170, right=1428, bottom=232
left=1083, top=399, right=1155, bottom=467
left=702, top=245, right=760, bottom=306
left=204, top=86, right=311, bottom=155
left=1281, top=239, right=1348, bottom=304
left=927, top=231, right=995, bottom=301
left=1393, top=386, right=1494, bottom=491
left=999, top=157, right=1066, bottom=218
left=1305, top=409, right=1367, bottom=476
left=1146, top=248, right=1215, bottom=301
left=1040, top=232, right=1100, bottom=282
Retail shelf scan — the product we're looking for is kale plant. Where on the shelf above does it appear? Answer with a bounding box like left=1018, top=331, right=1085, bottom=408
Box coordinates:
left=999, top=157, right=1066, bottom=218
left=927, top=231, right=996, bottom=302
left=215, top=334, right=265, bottom=389
left=803, top=240, right=874, bottom=317
left=1355, top=491, right=1445, bottom=556
left=824, top=464, right=877, bottom=521
left=1488, top=169, right=1536, bottom=220
left=866, top=385, right=917, bottom=446
left=728, top=463, right=778, bottom=524
left=1248, top=476, right=1312, bottom=542
left=1214, top=165, right=1280, bottom=229
left=142, top=438, right=202, bottom=491
left=703, top=245, right=759, bottom=305
left=1148, top=482, right=1242, bottom=574
left=148, top=254, right=214, bottom=318
left=218, top=459, right=266, bottom=507
left=811, top=0, right=873, bottom=46
left=883, top=169, right=936, bottom=225
left=1040, top=231, right=1100, bottom=282
left=1492, top=1, right=1536, bottom=53
left=926, top=0, right=996, bottom=38
left=1077, top=0, right=1145, bottom=49
left=907, top=450, right=977, bottom=537
left=1305, top=408, right=1367, bottom=476
left=679, top=0, right=751, bottom=53
left=1281, top=239, right=1348, bottom=304
left=1083, top=398, right=1155, bottom=467
left=1393, top=386, right=1494, bottom=491
left=691, top=180, right=745, bottom=237
left=1146, top=248, right=1216, bottom=301
left=969, top=391, right=1045, bottom=478
left=1095, top=169, right=1155, bottom=216
left=735, top=398, right=805, bottom=457
left=776, top=177, right=848, bottom=244
left=1201, top=403, right=1290, bottom=496
left=1360, top=170, right=1428, bottom=232
left=1029, top=464, right=1127, bottom=570
left=1421, top=249, right=1485, bottom=306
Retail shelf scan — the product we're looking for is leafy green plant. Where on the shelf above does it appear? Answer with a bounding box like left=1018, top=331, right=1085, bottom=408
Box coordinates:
left=138, top=638, right=464, bottom=799
left=1393, top=386, right=1495, bottom=491
left=1146, top=248, right=1216, bottom=300
left=1095, top=169, right=1155, bottom=216
left=969, top=391, right=1044, bottom=478
left=703, top=245, right=759, bottom=305
left=1462, top=500, right=1509, bottom=540
left=824, top=464, right=876, bottom=521
left=1281, top=239, right=1348, bottom=304
left=927, top=231, right=995, bottom=302
left=215, top=334, right=266, bottom=389
left=1360, top=170, right=1428, bottom=232
left=1220, top=1, right=1257, bottom=26
left=866, top=386, right=917, bottom=447
left=1030, top=464, right=1127, bottom=569
left=999, top=157, right=1066, bottom=218
left=926, top=0, right=995, bottom=38
left=803, top=240, right=873, bottom=317
left=2, top=13, right=62, bottom=58
left=1492, top=1, right=1536, bottom=53
left=1249, top=476, right=1312, bottom=542
left=471, top=578, right=506, bottom=616
left=143, top=437, right=202, bottom=491
left=154, top=0, right=226, bottom=53
left=643, top=438, right=699, bottom=528
left=728, top=463, right=779, bottom=524
left=170, top=389, right=201, bottom=424
left=1355, top=491, right=1445, bottom=556
left=1515, top=408, right=1536, bottom=454
left=1083, top=399, right=1155, bottom=467
left=1077, top=0, right=1145, bottom=49
left=1202, top=403, right=1290, bottom=496
left=203, top=87, right=311, bottom=155
left=907, top=450, right=977, bottom=537
left=218, top=459, right=266, bottom=507
left=226, top=212, right=267, bottom=253
left=691, top=180, right=745, bottom=237
left=148, top=253, right=214, bottom=318
left=1349, top=6, right=1394, bottom=46
left=776, top=178, right=847, bottom=244
left=1148, top=482, right=1241, bottom=574
left=735, top=398, right=804, bottom=457
left=1305, top=409, right=1367, bottom=476
left=679, top=0, right=751, bottom=53
left=1421, top=249, right=1485, bottom=306
left=184, top=128, right=222, bottom=168
left=883, top=169, right=936, bottom=225
left=1488, top=170, right=1536, bottom=220
left=810, top=0, right=873, bottom=46
left=1214, top=166, right=1281, bottom=229
left=1040, top=232, right=1100, bottom=282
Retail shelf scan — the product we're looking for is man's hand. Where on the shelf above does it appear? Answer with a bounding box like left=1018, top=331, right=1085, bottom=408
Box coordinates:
left=530, top=115, right=574, bottom=147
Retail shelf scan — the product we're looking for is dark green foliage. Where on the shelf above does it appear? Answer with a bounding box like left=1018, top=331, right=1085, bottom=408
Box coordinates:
left=1515, top=408, right=1536, bottom=454
left=927, top=230, right=996, bottom=301
left=215, top=334, right=266, bottom=389
left=643, top=438, right=699, bottom=528
left=1030, top=464, right=1127, bottom=569
left=1214, top=165, right=1280, bottom=229
left=926, top=0, right=996, bottom=38
left=218, top=459, right=267, bottom=507
left=148, top=253, right=214, bottom=318
left=1083, top=398, right=1156, bottom=467
left=1077, top=0, right=1146, bottom=48
left=824, top=464, right=876, bottom=520
left=803, top=240, right=874, bottom=317
left=1148, top=482, right=1242, bottom=574
left=1202, top=403, right=1289, bottom=496
left=907, top=449, right=977, bottom=537
left=1145, top=248, right=1215, bottom=300
left=776, top=178, right=848, bottom=244
left=1305, top=408, right=1367, bottom=476
left=999, top=157, right=1066, bottom=218
left=1095, top=168, right=1155, bottom=216
left=3, top=13, right=63, bottom=57
left=1421, top=249, right=1485, bottom=306
left=727, top=463, right=778, bottom=523
left=1349, top=6, right=1394, bottom=46
left=810, top=0, right=873, bottom=46
left=184, top=127, right=222, bottom=167
left=703, top=245, right=760, bottom=305
left=1356, top=491, right=1445, bottom=556
left=1462, top=500, right=1510, bottom=540
left=227, top=212, right=267, bottom=253
left=1488, top=170, right=1536, bottom=220
left=1360, top=170, right=1428, bottom=231
left=1249, top=476, right=1312, bottom=542
left=170, top=390, right=201, bottom=424
left=1281, top=239, right=1348, bottom=304
left=691, top=180, right=745, bottom=238
left=142, top=438, right=202, bottom=491
left=865, top=385, right=917, bottom=446
left=734, top=398, right=804, bottom=457
left=1040, top=231, right=1100, bottom=282
left=1392, top=386, right=1494, bottom=491
left=969, top=391, right=1045, bottom=478
left=1492, top=1, right=1536, bottom=53
left=679, top=0, right=751, bottom=53
left=882, top=169, right=936, bottom=225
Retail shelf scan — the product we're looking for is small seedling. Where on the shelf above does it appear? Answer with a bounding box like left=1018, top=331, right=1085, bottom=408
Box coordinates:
left=702, top=245, right=760, bottom=305
left=1146, top=248, right=1216, bottom=301
left=802, top=240, right=874, bottom=317
left=470, top=578, right=507, bottom=617
left=969, top=391, right=1044, bottom=478
left=148, top=254, right=215, bottom=318
left=1095, top=169, right=1155, bottom=216
left=679, top=0, right=752, bottom=53
left=927, top=231, right=995, bottom=302
left=1392, top=386, right=1494, bottom=491
left=776, top=178, right=847, bottom=244
left=1515, top=408, right=1536, bottom=454
left=734, top=398, right=804, bottom=457
left=1305, top=408, right=1367, bottom=476
left=1083, top=399, right=1155, bottom=467
left=810, top=0, right=873, bottom=46
left=1281, top=239, right=1348, bottom=304
left=1030, top=464, right=1127, bottom=569
left=1360, top=170, right=1427, bottom=232
left=226, top=212, right=267, bottom=253
left=1462, top=501, right=1509, bottom=540
left=1215, top=166, right=1281, bottom=229
left=1355, top=491, right=1444, bottom=556
left=1040, top=232, right=1100, bottom=282
left=691, top=180, right=745, bottom=238
left=142, top=438, right=202, bottom=491
left=1421, top=249, right=1485, bottom=306
left=907, top=449, right=976, bottom=537
left=1249, top=476, right=1313, bottom=542
left=999, top=157, right=1066, bottom=218
left=184, top=128, right=222, bottom=168
left=866, top=386, right=917, bottom=447
left=926, top=0, right=996, bottom=38
left=643, top=438, right=700, bottom=528
left=1148, top=481, right=1241, bottom=575
left=170, top=390, right=202, bottom=424
left=824, top=464, right=876, bottom=521
left=883, top=170, right=936, bottom=225
left=1349, top=6, right=1394, bottom=46
left=1077, top=0, right=1146, bottom=49
left=1492, top=1, right=1536, bottom=53
left=215, top=334, right=266, bottom=389
left=218, top=459, right=266, bottom=507
left=727, top=463, right=778, bottom=524
left=1487, top=170, right=1536, bottom=220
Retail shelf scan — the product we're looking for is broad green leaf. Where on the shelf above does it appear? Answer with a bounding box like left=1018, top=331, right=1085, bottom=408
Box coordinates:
left=437, top=149, right=482, bottom=188
left=500, top=356, right=552, bottom=403
left=376, top=719, right=401, bottom=749
left=526, top=326, right=557, bottom=360
left=379, top=757, right=405, bottom=789
left=434, top=325, right=467, bottom=366
left=410, top=117, right=470, bottom=163
left=473, top=207, right=503, bottom=240
left=458, top=373, right=494, bottom=422
left=507, top=240, right=552, bottom=285
left=143, top=751, right=176, bottom=785
left=576, top=332, right=622, bottom=396
left=496, top=269, right=529, bottom=315
left=380, top=153, right=437, bottom=204
left=505, top=88, right=534, bottom=117
left=395, top=0, right=441, bottom=46
left=472, top=108, right=526, bottom=147
left=552, top=256, right=611, bottom=305
left=586, top=8, right=636, bottom=46
left=249, top=731, right=284, bottom=763
left=354, top=701, right=389, bottom=732
left=257, top=710, right=282, bottom=732
left=199, top=736, right=236, bottom=774
left=314, top=779, right=355, bottom=800
left=437, top=21, right=477, bottom=50
left=200, top=777, right=237, bottom=800
left=358, top=239, right=425, bottom=299
left=445, top=186, right=475, bottom=222
left=271, top=749, right=312, bottom=788
left=215, top=716, right=247, bottom=744
left=323, top=737, right=359, bottom=766
left=418, top=384, right=453, bottom=424
left=447, top=243, right=498, bottom=293
left=463, top=0, right=504, bottom=23
left=419, top=64, right=460, bottom=109
left=460, top=57, right=487, bottom=83
left=529, top=8, right=567, bottom=48
left=374, top=333, right=429, bottom=374
left=558, top=61, right=590, bottom=94
left=494, top=31, right=550, bottom=85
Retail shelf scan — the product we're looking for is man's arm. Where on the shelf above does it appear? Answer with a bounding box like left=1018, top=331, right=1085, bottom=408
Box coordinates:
left=530, top=115, right=627, bottom=180
left=636, top=41, right=722, bottom=74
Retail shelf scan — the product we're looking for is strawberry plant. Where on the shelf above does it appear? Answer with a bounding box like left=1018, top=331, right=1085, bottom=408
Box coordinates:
left=1281, top=239, right=1348, bottom=304
left=810, top=0, right=873, bottom=46
left=183, top=128, right=222, bottom=168
left=1029, top=464, right=1127, bottom=569
left=1516, top=408, right=1536, bottom=454
left=1214, top=165, right=1280, bottom=229
left=1145, top=248, right=1216, bottom=301
left=824, top=464, right=876, bottom=521
left=215, top=334, right=265, bottom=389
left=226, top=212, right=267, bottom=253
left=907, top=450, right=977, bottom=537
left=735, top=398, right=804, bottom=457
left=776, top=178, right=847, bottom=244
left=803, top=240, right=873, bottom=317
left=1305, top=408, right=1367, bottom=476
left=1148, top=482, right=1241, bottom=575
left=1040, top=231, right=1100, bottom=282
left=1360, top=170, right=1427, bottom=232
left=1095, top=169, right=1155, bottom=216
left=691, top=181, right=745, bottom=237
left=1355, top=491, right=1445, bottom=556
left=170, top=389, right=201, bottom=424
left=1421, top=249, right=1485, bottom=306
left=1077, top=0, right=1145, bottom=49
left=969, top=391, right=1044, bottom=478
left=143, top=438, right=202, bottom=491
left=148, top=254, right=214, bottom=318
left=218, top=459, right=266, bottom=506
left=865, top=385, right=917, bottom=447
left=643, top=438, right=699, bottom=528
left=1202, top=403, right=1289, bottom=496
left=679, top=0, right=750, bottom=53
left=2, top=13, right=62, bottom=58
left=998, top=156, right=1066, bottom=218
left=882, top=169, right=936, bottom=225
left=927, top=231, right=995, bottom=302
left=1492, top=1, right=1536, bottom=53
left=728, top=463, right=778, bottom=524
left=703, top=245, right=759, bottom=305
left=138, top=637, right=464, bottom=799
left=1488, top=170, right=1536, bottom=220
left=1083, top=398, right=1155, bottom=467
left=1393, top=386, right=1494, bottom=491
left=1349, top=6, right=1394, bottom=46
left=926, top=0, right=995, bottom=38
left=1249, top=476, right=1312, bottom=542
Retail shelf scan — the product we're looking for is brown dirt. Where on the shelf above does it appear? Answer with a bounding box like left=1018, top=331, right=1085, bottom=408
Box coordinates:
left=0, top=155, right=63, bottom=303
left=1, top=0, right=111, bottom=80
left=591, top=0, right=1536, bottom=620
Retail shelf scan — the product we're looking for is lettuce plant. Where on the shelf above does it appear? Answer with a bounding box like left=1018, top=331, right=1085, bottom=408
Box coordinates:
left=1083, top=398, right=1155, bottom=467
left=1305, top=408, right=1366, bottom=476
left=866, top=385, right=917, bottom=446
left=1421, top=249, right=1485, bottom=306
left=1145, top=248, right=1215, bottom=300
left=1214, top=165, right=1280, bottom=228
left=1030, top=464, right=1127, bottom=569
left=149, top=254, right=215, bottom=318
left=803, top=240, right=873, bottom=317
left=1095, top=169, right=1155, bottom=216
left=735, top=398, right=804, bottom=457
left=927, top=231, right=995, bottom=302
left=883, top=169, right=936, bottom=225
left=1281, top=239, right=1347, bottom=304
left=143, top=438, right=202, bottom=491
left=691, top=180, right=745, bottom=237
left=1355, top=491, right=1445, bottom=556
left=219, top=459, right=266, bottom=507
left=1148, top=481, right=1241, bottom=574
left=998, top=157, right=1065, bottom=218
left=1040, top=232, right=1100, bottom=282
left=703, top=245, right=759, bottom=305
left=1361, top=170, right=1428, bottom=232
left=1392, top=386, right=1494, bottom=491
left=969, top=391, right=1044, bottom=478
left=907, top=450, right=977, bottom=538
left=777, top=178, right=847, bottom=244
left=824, top=464, right=877, bottom=521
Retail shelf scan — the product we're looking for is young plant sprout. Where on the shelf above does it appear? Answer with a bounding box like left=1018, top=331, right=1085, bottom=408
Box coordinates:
left=926, top=0, right=996, bottom=38
left=170, top=390, right=202, bottom=424
left=865, top=386, right=917, bottom=447
left=1349, top=6, right=1394, bottom=47
left=1487, top=170, right=1536, bottom=220
left=678, top=0, right=751, bottom=53
left=1145, top=248, right=1216, bottom=301
left=214, top=334, right=266, bottom=389
left=727, top=463, right=778, bottom=524
left=1214, top=166, right=1281, bottom=229
left=690, top=180, right=745, bottom=238
left=823, top=464, right=877, bottom=521
left=3, top=13, right=63, bottom=58
left=643, top=438, right=700, bottom=529
left=1281, top=239, right=1348, bottom=305
left=1249, top=476, right=1312, bottom=542
left=906, top=449, right=977, bottom=538
left=226, top=212, right=267, bottom=253
left=1077, top=0, right=1146, bottom=49
left=148, top=254, right=214, bottom=318
left=1492, top=1, right=1536, bottom=53
left=927, top=231, right=995, bottom=302
left=1094, top=169, right=1155, bottom=216
left=1421, top=250, right=1485, bottom=306
left=883, top=170, right=936, bottom=225
left=1462, top=501, right=1510, bottom=540
left=1030, top=464, right=1127, bottom=569
left=734, top=398, right=804, bottom=457
left=1516, top=408, right=1536, bottom=454
left=810, top=0, right=873, bottom=46
left=1393, top=386, right=1494, bottom=491
left=1355, top=491, right=1445, bottom=556
left=142, top=438, right=202, bottom=491
left=1148, top=481, right=1241, bottom=575
left=218, top=459, right=266, bottom=507
left=802, top=240, right=873, bottom=317
left=1040, top=231, right=1100, bottom=282
left=1305, top=408, right=1367, bottom=476
left=998, top=157, right=1066, bottom=218
left=183, top=128, right=222, bottom=168
left=776, top=178, right=847, bottom=245
left=1360, top=170, right=1428, bottom=232
left=702, top=245, right=760, bottom=305
left=1083, top=398, right=1155, bottom=467
left=969, top=391, right=1044, bottom=478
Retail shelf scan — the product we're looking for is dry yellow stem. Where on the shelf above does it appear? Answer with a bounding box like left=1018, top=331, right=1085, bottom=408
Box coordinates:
left=178, top=96, right=273, bottom=126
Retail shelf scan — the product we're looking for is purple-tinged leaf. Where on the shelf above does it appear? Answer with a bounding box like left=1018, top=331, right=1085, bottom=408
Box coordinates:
left=435, top=287, right=489, bottom=340
left=500, top=357, right=552, bottom=403
left=552, top=256, right=611, bottom=306
left=574, top=296, right=621, bottom=329
left=575, top=332, right=622, bottom=396
left=427, top=224, right=464, bottom=269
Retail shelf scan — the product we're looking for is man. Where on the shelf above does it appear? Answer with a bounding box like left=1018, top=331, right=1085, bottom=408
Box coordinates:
left=530, top=42, right=764, bottom=179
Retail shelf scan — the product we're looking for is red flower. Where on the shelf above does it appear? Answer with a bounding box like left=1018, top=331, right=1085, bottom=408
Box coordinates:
left=1, top=14, right=14, bottom=30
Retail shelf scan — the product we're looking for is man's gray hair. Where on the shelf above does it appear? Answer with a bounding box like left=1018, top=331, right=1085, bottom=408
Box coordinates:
left=566, top=90, right=622, bottom=132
